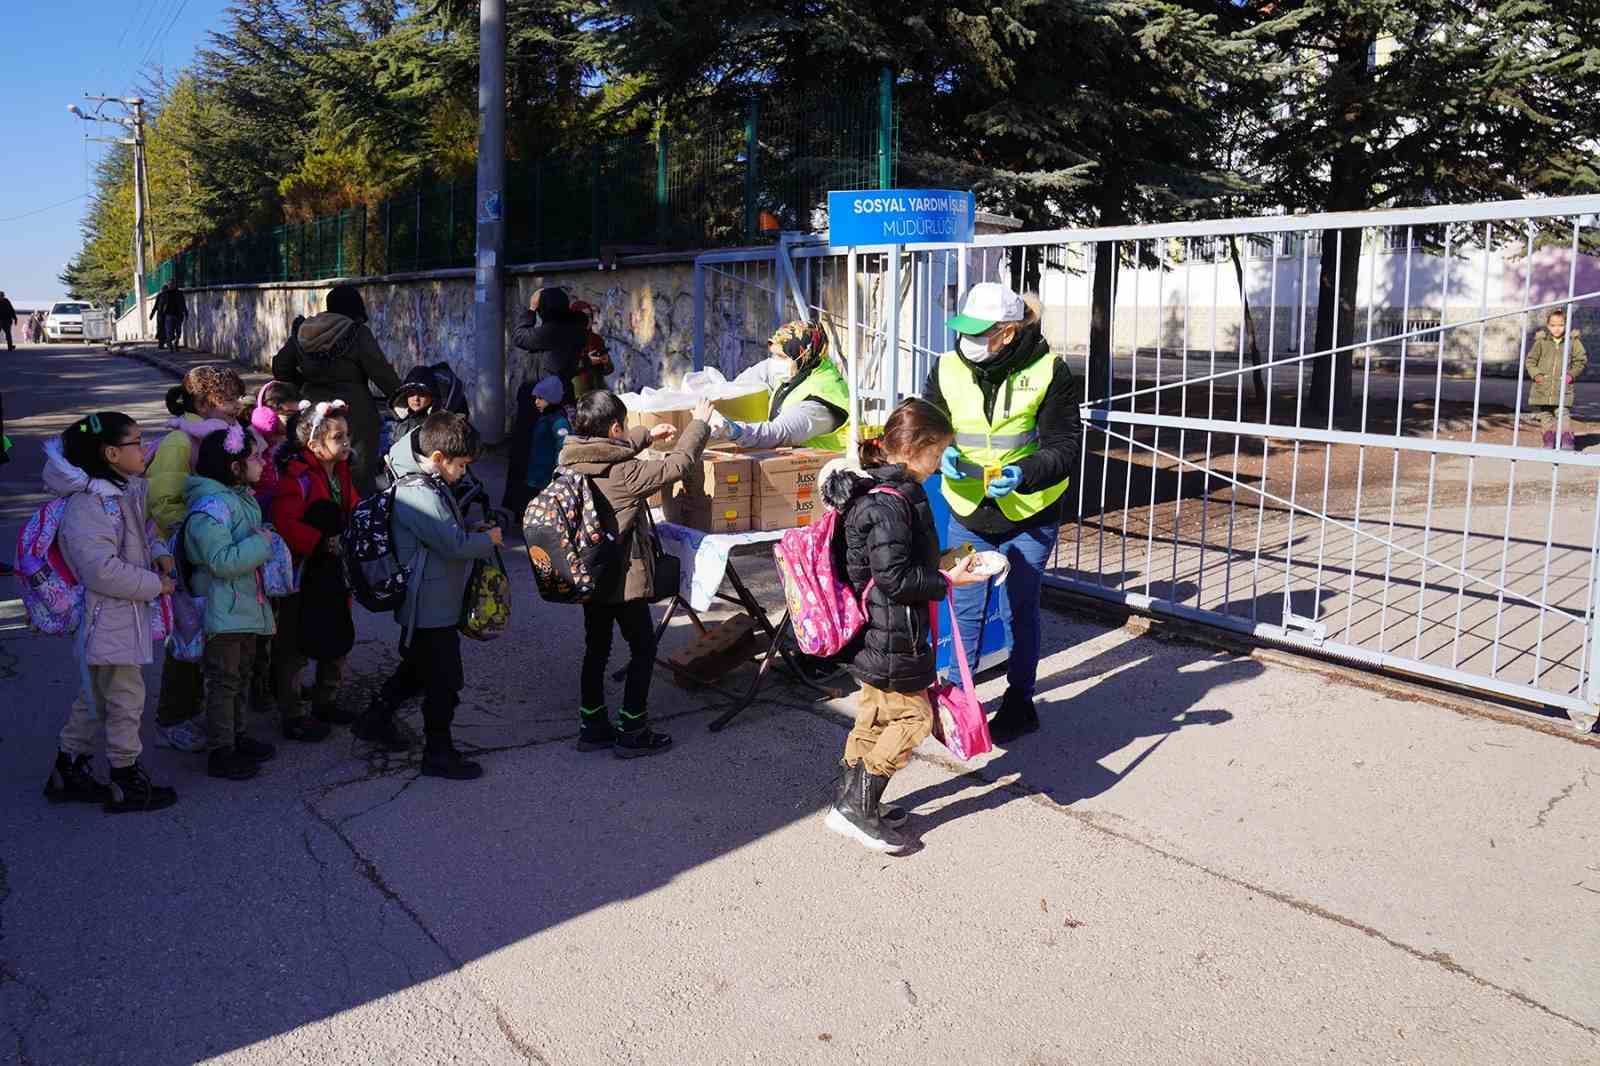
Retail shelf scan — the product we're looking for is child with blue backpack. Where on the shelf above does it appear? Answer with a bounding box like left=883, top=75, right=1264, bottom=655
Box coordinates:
left=41, top=413, right=180, bottom=813
left=183, top=426, right=278, bottom=781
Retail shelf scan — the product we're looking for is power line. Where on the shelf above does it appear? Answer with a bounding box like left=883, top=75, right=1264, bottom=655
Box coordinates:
left=136, top=0, right=193, bottom=77
left=0, top=194, right=88, bottom=224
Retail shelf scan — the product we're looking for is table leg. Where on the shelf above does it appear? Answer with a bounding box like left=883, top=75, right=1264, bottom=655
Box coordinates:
left=709, top=610, right=794, bottom=732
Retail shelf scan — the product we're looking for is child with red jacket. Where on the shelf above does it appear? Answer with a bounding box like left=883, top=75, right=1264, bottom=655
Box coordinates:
left=269, top=400, right=360, bottom=740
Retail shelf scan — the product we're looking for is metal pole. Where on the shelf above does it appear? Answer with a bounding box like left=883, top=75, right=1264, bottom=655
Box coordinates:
left=134, top=101, right=157, bottom=281
left=656, top=121, right=669, bottom=243
left=877, top=66, right=893, bottom=190
left=744, top=98, right=759, bottom=243
left=131, top=118, right=149, bottom=340
left=473, top=0, right=507, bottom=442
left=847, top=247, right=861, bottom=464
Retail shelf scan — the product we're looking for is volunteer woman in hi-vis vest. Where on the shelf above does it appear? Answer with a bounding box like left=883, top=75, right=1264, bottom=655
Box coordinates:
left=707, top=321, right=852, bottom=450
left=922, top=281, right=1082, bottom=742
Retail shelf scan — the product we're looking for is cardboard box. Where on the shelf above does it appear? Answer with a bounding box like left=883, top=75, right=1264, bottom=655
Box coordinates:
left=625, top=407, right=690, bottom=435
left=745, top=448, right=839, bottom=497
left=755, top=491, right=819, bottom=530
left=678, top=451, right=755, bottom=501
left=663, top=494, right=753, bottom=533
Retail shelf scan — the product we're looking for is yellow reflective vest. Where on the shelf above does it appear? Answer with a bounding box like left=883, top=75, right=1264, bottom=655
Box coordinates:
left=937, top=349, right=1068, bottom=522
left=775, top=357, right=851, bottom=451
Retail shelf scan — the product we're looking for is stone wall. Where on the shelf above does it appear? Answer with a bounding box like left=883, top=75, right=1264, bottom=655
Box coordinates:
left=180, top=257, right=709, bottom=434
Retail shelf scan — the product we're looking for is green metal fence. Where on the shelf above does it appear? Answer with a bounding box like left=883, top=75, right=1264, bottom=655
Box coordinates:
left=136, top=73, right=897, bottom=297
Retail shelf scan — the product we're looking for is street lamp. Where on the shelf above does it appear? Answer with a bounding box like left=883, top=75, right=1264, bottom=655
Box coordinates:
left=67, top=96, right=153, bottom=339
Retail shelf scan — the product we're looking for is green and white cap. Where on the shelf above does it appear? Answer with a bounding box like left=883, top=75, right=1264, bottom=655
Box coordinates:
left=946, top=281, right=1025, bottom=335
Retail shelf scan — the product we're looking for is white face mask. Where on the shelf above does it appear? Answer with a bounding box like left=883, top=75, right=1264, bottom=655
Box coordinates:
left=959, top=334, right=999, bottom=363
left=768, top=356, right=796, bottom=383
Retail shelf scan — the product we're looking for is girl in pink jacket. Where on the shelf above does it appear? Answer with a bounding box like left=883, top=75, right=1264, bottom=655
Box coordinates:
left=43, top=413, right=180, bottom=813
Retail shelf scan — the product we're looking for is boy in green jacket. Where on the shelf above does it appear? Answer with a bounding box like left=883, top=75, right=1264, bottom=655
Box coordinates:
left=1524, top=309, right=1587, bottom=451
left=353, top=412, right=503, bottom=779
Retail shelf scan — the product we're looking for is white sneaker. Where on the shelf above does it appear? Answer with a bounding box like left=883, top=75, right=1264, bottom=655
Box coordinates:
left=155, top=715, right=209, bottom=753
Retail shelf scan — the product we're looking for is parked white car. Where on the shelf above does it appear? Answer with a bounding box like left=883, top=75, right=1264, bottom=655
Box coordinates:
left=44, top=302, right=94, bottom=342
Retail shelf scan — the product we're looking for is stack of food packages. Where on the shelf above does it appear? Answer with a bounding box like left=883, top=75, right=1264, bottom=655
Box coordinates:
left=624, top=373, right=844, bottom=533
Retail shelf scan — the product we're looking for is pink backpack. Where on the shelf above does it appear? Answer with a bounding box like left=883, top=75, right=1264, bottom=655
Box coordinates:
left=14, top=494, right=173, bottom=641
left=15, top=498, right=82, bottom=635
left=772, top=485, right=900, bottom=657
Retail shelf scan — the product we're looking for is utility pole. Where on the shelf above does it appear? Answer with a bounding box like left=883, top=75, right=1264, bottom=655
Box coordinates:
left=472, top=0, right=507, bottom=442
left=69, top=95, right=150, bottom=338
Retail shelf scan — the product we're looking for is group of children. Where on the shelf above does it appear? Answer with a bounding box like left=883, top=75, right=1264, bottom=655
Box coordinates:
left=43, top=363, right=502, bottom=811
left=39, top=362, right=990, bottom=854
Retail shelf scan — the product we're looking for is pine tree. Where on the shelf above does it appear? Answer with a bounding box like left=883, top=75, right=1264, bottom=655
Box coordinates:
left=1240, top=0, right=1600, bottom=418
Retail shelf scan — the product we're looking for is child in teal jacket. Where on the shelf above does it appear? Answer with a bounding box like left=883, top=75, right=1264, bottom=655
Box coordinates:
left=183, top=427, right=276, bottom=782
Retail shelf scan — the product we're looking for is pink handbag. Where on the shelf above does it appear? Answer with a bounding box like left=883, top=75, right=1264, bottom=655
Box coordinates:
left=927, top=582, right=993, bottom=761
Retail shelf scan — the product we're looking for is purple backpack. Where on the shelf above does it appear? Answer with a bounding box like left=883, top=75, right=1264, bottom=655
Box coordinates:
left=15, top=498, right=82, bottom=635
left=772, top=486, right=900, bottom=657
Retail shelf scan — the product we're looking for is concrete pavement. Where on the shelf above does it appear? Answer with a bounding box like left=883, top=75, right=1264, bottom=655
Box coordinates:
left=2, top=341, right=1599, bottom=1065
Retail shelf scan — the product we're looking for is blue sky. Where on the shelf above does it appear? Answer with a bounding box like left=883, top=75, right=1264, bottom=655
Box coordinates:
left=0, top=0, right=234, bottom=309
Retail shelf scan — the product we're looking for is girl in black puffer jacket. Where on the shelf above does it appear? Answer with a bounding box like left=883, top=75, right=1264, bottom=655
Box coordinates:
left=820, top=399, right=986, bottom=854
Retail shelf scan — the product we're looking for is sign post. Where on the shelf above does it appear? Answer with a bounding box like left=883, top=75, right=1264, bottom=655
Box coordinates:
left=826, top=189, right=975, bottom=463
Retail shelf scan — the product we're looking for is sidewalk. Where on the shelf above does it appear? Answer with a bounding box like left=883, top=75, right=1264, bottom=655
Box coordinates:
left=2, top=342, right=1599, bottom=1064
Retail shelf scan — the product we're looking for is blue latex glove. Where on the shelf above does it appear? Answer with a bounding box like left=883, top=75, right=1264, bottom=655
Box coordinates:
left=986, top=465, right=1022, bottom=498
left=939, top=445, right=966, bottom=480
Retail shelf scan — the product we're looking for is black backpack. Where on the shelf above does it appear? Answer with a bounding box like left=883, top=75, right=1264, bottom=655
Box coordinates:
left=521, top=467, right=625, bottom=603
left=341, top=473, right=428, bottom=612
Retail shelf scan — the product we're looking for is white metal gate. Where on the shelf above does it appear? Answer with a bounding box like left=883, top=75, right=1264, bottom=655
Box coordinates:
left=695, top=196, right=1600, bottom=728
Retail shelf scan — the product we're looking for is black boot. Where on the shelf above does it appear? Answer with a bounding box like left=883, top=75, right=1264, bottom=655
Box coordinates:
left=312, top=701, right=359, bottom=725
left=44, top=752, right=110, bottom=805
left=105, top=762, right=178, bottom=813
left=577, top=705, right=616, bottom=752
left=834, top=760, right=906, bottom=828
left=987, top=689, right=1040, bottom=744
left=282, top=715, right=332, bottom=742
left=420, top=741, right=483, bottom=780
left=614, top=710, right=672, bottom=759
left=351, top=696, right=413, bottom=753
left=824, top=762, right=910, bottom=854
left=207, top=747, right=260, bottom=780
left=233, top=733, right=277, bottom=762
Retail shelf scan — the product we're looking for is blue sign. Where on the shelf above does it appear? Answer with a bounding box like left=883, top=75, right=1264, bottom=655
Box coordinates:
left=827, top=188, right=975, bottom=247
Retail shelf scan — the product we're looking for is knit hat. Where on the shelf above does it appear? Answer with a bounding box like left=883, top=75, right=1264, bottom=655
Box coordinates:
left=531, top=375, right=564, bottom=405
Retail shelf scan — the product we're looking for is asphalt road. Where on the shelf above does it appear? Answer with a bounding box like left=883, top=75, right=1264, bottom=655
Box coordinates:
left=2, top=342, right=1599, bottom=1065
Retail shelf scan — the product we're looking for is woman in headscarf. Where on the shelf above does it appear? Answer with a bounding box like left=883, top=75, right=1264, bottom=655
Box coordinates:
left=707, top=321, right=852, bottom=450
left=270, top=285, right=403, bottom=495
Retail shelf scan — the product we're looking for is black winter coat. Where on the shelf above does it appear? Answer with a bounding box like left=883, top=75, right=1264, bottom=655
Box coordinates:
left=828, top=466, right=948, bottom=693
left=512, top=310, right=589, bottom=407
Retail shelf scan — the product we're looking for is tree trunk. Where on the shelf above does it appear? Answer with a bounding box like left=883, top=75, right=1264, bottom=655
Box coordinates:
left=1227, top=235, right=1265, bottom=405
left=1309, top=30, right=1376, bottom=423
left=1088, top=240, right=1117, bottom=406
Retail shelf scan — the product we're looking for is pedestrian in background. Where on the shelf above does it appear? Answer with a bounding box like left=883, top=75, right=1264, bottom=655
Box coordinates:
left=271, top=284, right=403, bottom=496
left=1525, top=308, right=1587, bottom=451
left=0, top=291, right=17, bottom=350
left=151, top=281, right=186, bottom=350
left=503, top=374, right=569, bottom=520
left=512, top=286, right=589, bottom=408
